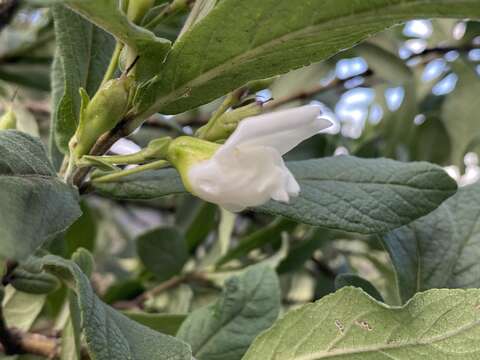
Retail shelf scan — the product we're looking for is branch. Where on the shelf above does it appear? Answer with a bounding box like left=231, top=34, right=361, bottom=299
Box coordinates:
left=0, top=301, right=63, bottom=358
left=0, top=327, right=91, bottom=359
left=113, top=272, right=214, bottom=310
left=265, top=69, right=375, bottom=110
left=406, top=45, right=480, bottom=61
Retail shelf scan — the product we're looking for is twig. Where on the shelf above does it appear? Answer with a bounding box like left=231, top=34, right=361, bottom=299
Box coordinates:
left=405, top=45, right=480, bottom=61
left=114, top=275, right=188, bottom=310
left=113, top=272, right=212, bottom=310
left=0, top=327, right=91, bottom=359
left=265, top=69, right=375, bottom=110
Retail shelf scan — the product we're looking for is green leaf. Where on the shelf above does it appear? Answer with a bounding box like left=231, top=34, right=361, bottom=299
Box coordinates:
left=123, top=312, right=186, bottom=336
left=135, top=0, right=480, bottom=116
left=355, top=42, right=411, bottom=85
left=412, top=114, right=451, bottom=165
left=50, top=51, right=66, bottom=169
left=94, top=167, right=185, bottom=199
left=65, top=0, right=171, bottom=80
left=261, top=157, right=456, bottom=234
left=334, top=274, right=383, bottom=302
left=2, top=287, right=46, bottom=332
left=177, top=264, right=280, bottom=360
left=384, top=181, right=480, bottom=303
left=0, top=131, right=81, bottom=261
left=442, top=62, right=480, bottom=167
left=243, top=287, right=480, bottom=360
left=61, top=317, right=81, bottom=360
left=136, top=227, right=189, bottom=282
left=278, top=229, right=335, bottom=274
left=178, top=199, right=217, bottom=250
left=64, top=201, right=97, bottom=257
left=0, top=64, right=50, bottom=91
left=52, top=5, right=115, bottom=153
left=178, top=0, right=218, bottom=38
left=94, top=156, right=457, bottom=235
left=216, top=218, right=296, bottom=267
left=42, top=255, right=192, bottom=360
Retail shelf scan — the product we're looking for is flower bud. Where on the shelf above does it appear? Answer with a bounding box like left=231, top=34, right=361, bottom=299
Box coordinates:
left=0, top=106, right=16, bottom=130
left=167, top=136, right=220, bottom=192
left=127, top=0, right=155, bottom=24
left=70, top=76, right=133, bottom=161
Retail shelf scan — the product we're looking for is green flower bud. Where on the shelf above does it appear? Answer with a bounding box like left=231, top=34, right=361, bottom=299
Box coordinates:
left=0, top=106, right=16, bottom=130
left=197, top=102, right=262, bottom=142
left=167, top=136, right=219, bottom=192
left=70, top=76, right=134, bottom=161
left=9, top=268, right=60, bottom=295
left=127, top=0, right=155, bottom=24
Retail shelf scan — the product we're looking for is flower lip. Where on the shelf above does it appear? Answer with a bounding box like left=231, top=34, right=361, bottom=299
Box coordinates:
left=217, top=105, right=333, bottom=158
left=185, top=105, right=333, bottom=212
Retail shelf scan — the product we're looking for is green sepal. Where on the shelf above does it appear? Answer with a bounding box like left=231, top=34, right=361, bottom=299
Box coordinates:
left=167, top=136, right=220, bottom=192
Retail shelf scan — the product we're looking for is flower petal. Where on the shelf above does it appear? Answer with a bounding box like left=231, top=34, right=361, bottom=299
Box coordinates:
left=218, top=105, right=332, bottom=156
left=188, top=145, right=299, bottom=212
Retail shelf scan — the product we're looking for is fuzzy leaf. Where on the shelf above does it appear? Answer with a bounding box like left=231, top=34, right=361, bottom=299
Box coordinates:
left=0, top=131, right=81, bottom=261
left=243, top=287, right=480, bottom=360
left=94, top=157, right=457, bottom=235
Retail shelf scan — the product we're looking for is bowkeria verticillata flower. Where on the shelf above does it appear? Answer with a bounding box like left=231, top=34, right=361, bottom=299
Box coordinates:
left=168, top=105, right=332, bottom=212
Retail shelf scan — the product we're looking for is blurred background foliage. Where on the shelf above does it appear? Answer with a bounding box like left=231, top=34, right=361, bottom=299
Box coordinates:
left=1, top=1, right=480, bottom=344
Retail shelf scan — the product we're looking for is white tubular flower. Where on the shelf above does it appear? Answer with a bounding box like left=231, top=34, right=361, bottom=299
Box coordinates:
left=169, top=105, right=332, bottom=212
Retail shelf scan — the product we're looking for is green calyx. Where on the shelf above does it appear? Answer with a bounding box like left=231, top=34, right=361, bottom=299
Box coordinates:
left=0, top=106, right=17, bottom=130
left=70, top=76, right=134, bottom=162
left=197, top=102, right=262, bottom=142
left=167, top=136, right=220, bottom=191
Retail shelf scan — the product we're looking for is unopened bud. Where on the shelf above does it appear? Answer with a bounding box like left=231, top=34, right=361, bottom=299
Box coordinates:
left=70, top=76, right=133, bottom=161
